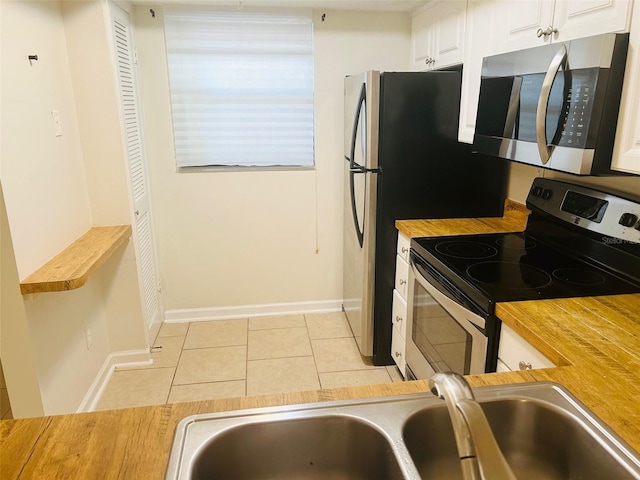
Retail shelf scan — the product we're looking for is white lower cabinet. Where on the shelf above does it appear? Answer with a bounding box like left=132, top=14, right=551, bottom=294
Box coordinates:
left=391, top=232, right=410, bottom=378
left=394, top=255, right=409, bottom=299
left=498, top=323, right=555, bottom=372
left=392, top=290, right=407, bottom=339
left=496, top=359, right=511, bottom=373
left=391, top=325, right=407, bottom=376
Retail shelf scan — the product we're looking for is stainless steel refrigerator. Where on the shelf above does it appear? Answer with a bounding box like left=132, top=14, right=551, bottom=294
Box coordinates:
left=343, top=70, right=508, bottom=366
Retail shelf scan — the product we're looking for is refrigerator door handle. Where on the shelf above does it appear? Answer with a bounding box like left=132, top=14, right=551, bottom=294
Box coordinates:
left=349, top=84, right=366, bottom=172
left=349, top=83, right=367, bottom=248
left=349, top=169, right=364, bottom=248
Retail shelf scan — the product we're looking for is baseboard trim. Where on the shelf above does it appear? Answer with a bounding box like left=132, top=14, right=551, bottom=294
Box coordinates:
left=77, top=349, right=152, bottom=413
left=164, top=299, right=343, bottom=323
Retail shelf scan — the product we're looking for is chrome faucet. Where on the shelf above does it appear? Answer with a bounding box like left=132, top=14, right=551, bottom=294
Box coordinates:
left=429, top=372, right=518, bottom=480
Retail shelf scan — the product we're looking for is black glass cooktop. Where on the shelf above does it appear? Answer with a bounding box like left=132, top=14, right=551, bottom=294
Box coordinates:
left=411, top=232, right=640, bottom=311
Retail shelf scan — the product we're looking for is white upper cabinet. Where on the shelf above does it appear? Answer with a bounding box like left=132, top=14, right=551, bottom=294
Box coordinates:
left=495, top=0, right=633, bottom=53
left=495, top=0, right=555, bottom=51
left=412, top=9, right=436, bottom=70
left=411, top=1, right=467, bottom=71
left=612, top=0, right=640, bottom=175
left=553, top=0, right=632, bottom=41
left=459, top=0, right=497, bottom=143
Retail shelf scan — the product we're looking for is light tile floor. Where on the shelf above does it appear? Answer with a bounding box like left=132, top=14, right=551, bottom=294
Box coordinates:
left=96, top=312, right=404, bottom=411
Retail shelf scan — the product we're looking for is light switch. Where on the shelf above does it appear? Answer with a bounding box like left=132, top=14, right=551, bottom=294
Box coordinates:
left=51, top=110, right=62, bottom=137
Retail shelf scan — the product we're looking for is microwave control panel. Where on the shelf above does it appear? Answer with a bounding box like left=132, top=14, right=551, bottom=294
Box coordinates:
left=556, top=68, right=599, bottom=149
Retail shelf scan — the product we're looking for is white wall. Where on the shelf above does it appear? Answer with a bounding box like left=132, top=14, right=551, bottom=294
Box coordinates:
left=0, top=0, right=148, bottom=415
left=0, top=0, right=92, bottom=278
left=132, top=7, right=411, bottom=313
left=62, top=0, right=132, bottom=227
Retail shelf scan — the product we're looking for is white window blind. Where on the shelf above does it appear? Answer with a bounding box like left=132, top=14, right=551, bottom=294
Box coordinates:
left=164, top=8, right=315, bottom=169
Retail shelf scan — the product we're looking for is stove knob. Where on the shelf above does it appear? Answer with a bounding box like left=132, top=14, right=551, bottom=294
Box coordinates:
left=532, top=186, right=543, bottom=197
left=541, top=189, right=552, bottom=200
left=619, top=213, right=638, bottom=227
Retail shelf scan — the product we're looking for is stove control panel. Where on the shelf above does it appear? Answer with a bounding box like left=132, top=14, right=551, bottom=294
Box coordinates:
left=527, top=177, right=640, bottom=245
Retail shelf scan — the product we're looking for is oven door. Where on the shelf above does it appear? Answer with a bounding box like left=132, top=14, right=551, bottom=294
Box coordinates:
left=406, top=258, right=489, bottom=380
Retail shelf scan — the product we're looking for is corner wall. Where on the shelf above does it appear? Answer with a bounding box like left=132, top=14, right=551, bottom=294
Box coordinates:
left=0, top=184, right=45, bottom=418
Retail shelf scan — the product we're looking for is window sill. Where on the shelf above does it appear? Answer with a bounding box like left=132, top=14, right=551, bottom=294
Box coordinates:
left=176, top=165, right=316, bottom=173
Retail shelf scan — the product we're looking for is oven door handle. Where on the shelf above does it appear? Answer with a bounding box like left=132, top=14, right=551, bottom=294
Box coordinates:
left=412, top=262, right=486, bottom=332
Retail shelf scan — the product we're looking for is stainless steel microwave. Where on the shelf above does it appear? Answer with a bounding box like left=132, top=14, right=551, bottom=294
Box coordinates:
left=473, top=33, right=629, bottom=176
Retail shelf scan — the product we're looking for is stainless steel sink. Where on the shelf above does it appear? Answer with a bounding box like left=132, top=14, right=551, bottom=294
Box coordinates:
left=404, top=398, right=639, bottom=479
left=187, top=415, right=405, bottom=479
left=165, top=383, right=640, bottom=480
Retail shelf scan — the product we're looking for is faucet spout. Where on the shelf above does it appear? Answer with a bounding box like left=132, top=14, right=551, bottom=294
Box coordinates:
left=429, top=372, right=517, bottom=480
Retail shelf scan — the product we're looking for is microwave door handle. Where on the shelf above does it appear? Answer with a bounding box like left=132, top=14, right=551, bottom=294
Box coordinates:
left=536, top=44, right=568, bottom=164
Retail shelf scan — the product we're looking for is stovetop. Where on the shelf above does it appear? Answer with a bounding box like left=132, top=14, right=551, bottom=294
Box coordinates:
left=411, top=231, right=640, bottom=312
left=410, top=178, right=640, bottom=314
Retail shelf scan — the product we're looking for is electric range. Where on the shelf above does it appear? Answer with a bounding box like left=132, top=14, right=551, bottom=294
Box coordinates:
left=406, top=177, right=640, bottom=378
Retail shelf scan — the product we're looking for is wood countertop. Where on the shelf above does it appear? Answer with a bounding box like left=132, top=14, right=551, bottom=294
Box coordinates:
left=2, top=204, right=640, bottom=479
left=496, top=294, right=640, bottom=453
left=395, top=199, right=530, bottom=238
left=20, top=225, right=131, bottom=295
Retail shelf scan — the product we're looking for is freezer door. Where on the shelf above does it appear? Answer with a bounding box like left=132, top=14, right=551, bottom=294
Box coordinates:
left=342, top=71, right=380, bottom=357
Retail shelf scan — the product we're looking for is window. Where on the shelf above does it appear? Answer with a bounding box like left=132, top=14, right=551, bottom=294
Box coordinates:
left=164, top=8, right=315, bottom=169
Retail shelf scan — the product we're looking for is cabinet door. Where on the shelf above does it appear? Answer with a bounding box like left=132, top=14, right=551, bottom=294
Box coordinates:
left=397, top=232, right=410, bottom=263
left=432, top=0, right=467, bottom=69
left=394, top=256, right=410, bottom=298
left=495, top=0, right=555, bottom=53
left=498, top=323, right=555, bottom=371
left=459, top=0, right=497, bottom=143
left=612, top=0, right=640, bottom=175
left=111, top=4, right=164, bottom=334
left=411, top=10, right=436, bottom=71
left=553, top=0, right=632, bottom=42
left=391, top=325, right=406, bottom=376
left=392, top=289, right=408, bottom=339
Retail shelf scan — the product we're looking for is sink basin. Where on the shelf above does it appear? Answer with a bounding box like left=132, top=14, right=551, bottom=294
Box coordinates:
left=189, top=415, right=404, bottom=479
left=165, top=383, right=640, bottom=480
left=404, top=398, right=637, bottom=480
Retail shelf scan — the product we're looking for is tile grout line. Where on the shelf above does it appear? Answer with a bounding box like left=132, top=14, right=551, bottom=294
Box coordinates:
left=165, top=322, right=190, bottom=404
left=304, top=313, right=324, bottom=390
left=148, top=313, right=393, bottom=404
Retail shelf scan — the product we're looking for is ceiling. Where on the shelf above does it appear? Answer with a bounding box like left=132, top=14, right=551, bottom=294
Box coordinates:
left=132, top=0, right=429, bottom=12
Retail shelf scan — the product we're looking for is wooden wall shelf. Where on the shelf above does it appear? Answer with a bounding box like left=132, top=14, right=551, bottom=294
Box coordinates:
left=20, top=225, right=132, bottom=295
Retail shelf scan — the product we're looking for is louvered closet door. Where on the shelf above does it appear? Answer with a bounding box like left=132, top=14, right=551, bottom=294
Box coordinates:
left=111, top=4, right=163, bottom=331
